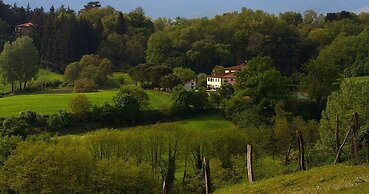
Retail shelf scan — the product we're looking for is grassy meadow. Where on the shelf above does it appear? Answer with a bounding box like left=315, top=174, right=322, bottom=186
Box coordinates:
left=0, top=90, right=171, bottom=117
left=216, top=163, right=369, bottom=194
left=0, top=69, right=172, bottom=117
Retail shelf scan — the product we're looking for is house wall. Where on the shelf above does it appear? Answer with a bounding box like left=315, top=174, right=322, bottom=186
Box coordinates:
left=207, top=77, right=222, bottom=89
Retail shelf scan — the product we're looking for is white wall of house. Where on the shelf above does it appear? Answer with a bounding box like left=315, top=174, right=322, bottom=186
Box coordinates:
left=207, top=77, right=222, bottom=89
left=184, top=80, right=197, bottom=90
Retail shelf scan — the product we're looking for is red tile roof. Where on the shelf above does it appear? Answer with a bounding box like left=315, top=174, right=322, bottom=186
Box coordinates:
left=16, top=22, right=34, bottom=27
left=224, top=64, right=247, bottom=70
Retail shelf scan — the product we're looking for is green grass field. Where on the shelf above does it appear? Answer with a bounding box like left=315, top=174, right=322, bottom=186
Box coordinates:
left=0, top=69, right=64, bottom=93
left=0, top=90, right=171, bottom=117
left=216, top=163, right=369, bottom=194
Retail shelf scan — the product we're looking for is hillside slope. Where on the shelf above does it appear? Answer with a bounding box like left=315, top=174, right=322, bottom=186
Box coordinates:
left=216, top=164, right=369, bottom=194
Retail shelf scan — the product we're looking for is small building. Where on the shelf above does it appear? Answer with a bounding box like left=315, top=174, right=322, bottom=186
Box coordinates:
left=15, top=22, right=34, bottom=35
left=184, top=80, right=197, bottom=90
left=207, top=64, right=246, bottom=91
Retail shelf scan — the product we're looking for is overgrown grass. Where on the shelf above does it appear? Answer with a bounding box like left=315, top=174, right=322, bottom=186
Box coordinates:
left=215, top=163, right=369, bottom=194
left=0, top=90, right=172, bottom=117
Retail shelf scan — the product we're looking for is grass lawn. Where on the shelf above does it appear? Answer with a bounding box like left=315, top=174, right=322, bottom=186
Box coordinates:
left=215, top=163, right=369, bottom=194
left=0, top=90, right=172, bottom=117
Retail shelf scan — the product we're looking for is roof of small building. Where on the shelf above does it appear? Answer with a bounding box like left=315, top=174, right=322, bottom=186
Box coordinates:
left=16, top=22, right=34, bottom=27
left=224, top=64, right=247, bottom=71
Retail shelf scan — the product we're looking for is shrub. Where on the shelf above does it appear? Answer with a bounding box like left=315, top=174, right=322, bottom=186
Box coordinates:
left=47, top=110, right=74, bottom=130
left=69, top=94, right=91, bottom=121
left=113, top=93, right=140, bottom=123
left=73, top=78, right=97, bottom=93
left=1, top=117, right=28, bottom=137
left=116, top=86, right=150, bottom=109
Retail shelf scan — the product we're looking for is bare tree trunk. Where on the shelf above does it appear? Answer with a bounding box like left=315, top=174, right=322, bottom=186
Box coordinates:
left=163, top=180, right=167, bottom=194
left=334, top=128, right=352, bottom=164
left=19, top=81, right=22, bottom=91
left=296, top=130, right=306, bottom=171
left=247, top=144, right=254, bottom=183
left=203, top=157, right=211, bottom=194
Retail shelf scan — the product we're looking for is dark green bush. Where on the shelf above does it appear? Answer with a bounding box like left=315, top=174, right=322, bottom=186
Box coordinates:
left=47, top=110, right=74, bottom=130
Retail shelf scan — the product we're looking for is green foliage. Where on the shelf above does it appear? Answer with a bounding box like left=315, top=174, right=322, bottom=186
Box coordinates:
left=47, top=110, right=74, bottom=130
left=65, top=54, right=113, bottom=88
left=73, top=78, right=97, bottom=92
left=0, top=36, right=39, bottom=92
left=320, top=77, right=369, bottom=155
left=173, top=67, right=196, bottom=83
left=236, top=56, right=291, bottom=115
left=116, top=86, right=150, bottom=109
left=161, top=74, right=181, bottom=89
left=171, top=86, right=209, bottom=115
left=4, top=141, right=93, bottom=193
left=147, top=65, right=172, bottom=87
left=113, top=92, right=140, bottom=122
left=69, top=94, right=91, bottom=120
left=91, top=159, right=157, bottom=193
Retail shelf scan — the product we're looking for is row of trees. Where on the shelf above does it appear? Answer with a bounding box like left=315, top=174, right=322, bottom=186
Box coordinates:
left=0, top=1, right=155, bottom=72
left=0, top=36, right=38, bottom=92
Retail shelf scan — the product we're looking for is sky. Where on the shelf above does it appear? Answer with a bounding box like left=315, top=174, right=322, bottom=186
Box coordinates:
left=3, top=0, right=369, bottom=19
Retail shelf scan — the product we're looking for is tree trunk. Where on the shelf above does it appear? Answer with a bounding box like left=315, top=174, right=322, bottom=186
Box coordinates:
left=247, top=144, right=254, bottom=183
left=334, top=127, right=352, bottom=164
left=19, top=81, right=22, bottom=91
left=296, top=130, right=306, bottom=171
left=203, top=157, right=211, bottom=194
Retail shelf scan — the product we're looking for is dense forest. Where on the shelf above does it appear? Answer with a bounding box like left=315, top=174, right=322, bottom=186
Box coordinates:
left=2, top=0, right=369, bottom=193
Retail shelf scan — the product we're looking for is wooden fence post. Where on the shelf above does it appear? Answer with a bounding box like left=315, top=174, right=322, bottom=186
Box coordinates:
left=247, top=144, right=254, bottom=183
left=203, top=157, right=211, bottom=194
left=296, top=130, right=306, bottom=171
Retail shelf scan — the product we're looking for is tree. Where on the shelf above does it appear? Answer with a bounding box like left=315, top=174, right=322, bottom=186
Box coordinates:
left=116, top=86, right=150, bottom=109
left=64, top=62, right=81, bottom=83
left=113, top=92, right=140, bottom=123
left=69, top=94, right=91, bottom=120
left=320, top=77, right=369, bottom=155
left=173, top=67, right=196, bottom=83
left=147, top=65, right=172, bottom=87
left=0, top=36, right=39, bottom=92
left=117, top=12, right=127, bottom=34
left=64, top=54, right=113, bottom=86
left=197, top=73, right=207, bottom=88
left=236, top=56, right=291, bottom=114
left=280, top=11, right=303, bottom=26
left=161, top=74, right=181, bottom=90
left=128, top=64, right=149, bottom=85
left=212, top=65, right=225, bottom=74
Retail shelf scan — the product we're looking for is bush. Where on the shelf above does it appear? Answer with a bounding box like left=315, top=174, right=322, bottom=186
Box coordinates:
left=73, top=78, right=97, bottom=93
left=47, top=110, right=74, bottom=130
left=69, top=94, right=91, bottom=121
left=113, top=93, right=140, bottom=123
left=1, top=117, right=28, bottom=137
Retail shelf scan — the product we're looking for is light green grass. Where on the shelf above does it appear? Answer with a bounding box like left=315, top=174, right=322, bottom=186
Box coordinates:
left=0, top=69, right=64, bottom=93
left=37, top=69, right=64, bottom=82
left=122, top=114, right=236, bottom=132
left=216, top=163, right=369, bottom=194
left=0, top=90, right=172, bottom=117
